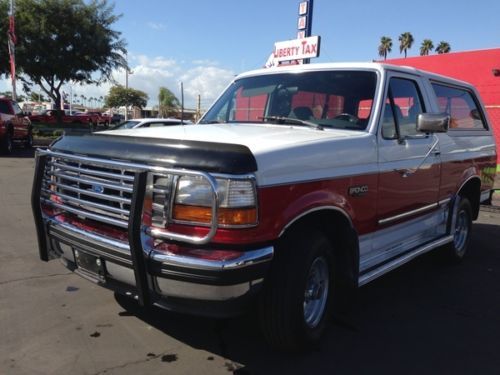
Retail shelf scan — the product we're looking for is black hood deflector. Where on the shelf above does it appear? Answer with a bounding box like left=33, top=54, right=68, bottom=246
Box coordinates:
left=50, top=133, right=257, bottom=174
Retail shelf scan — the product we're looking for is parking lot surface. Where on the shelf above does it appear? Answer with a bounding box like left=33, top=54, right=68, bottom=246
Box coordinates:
left=1, top=148, right=500, bottom=374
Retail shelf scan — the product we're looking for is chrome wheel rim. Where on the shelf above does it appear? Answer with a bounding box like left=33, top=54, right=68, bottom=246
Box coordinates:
left=303, top=256, right=329, bottom=328
left=453, top=209, right=469, bottom=254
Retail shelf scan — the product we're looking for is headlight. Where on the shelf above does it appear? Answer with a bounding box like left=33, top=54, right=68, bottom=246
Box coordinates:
left=173, top=175, right=257, bottom=227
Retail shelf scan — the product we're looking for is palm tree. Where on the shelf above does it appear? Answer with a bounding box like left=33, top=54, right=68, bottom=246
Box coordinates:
left=158, top=86, right=180, bottom=117
left=398, top=32, right=414, bottom=58
left=435, top=41, right=451, bottom=54
left=378, top=36, right=393, bottom=60
left=80, top=94, right=86, bottom=107
left=420, top=39, right=434, bottom=56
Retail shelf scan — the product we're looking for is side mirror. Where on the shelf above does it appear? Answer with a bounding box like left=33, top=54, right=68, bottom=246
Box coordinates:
left=417, top=113, right=450, bottom=133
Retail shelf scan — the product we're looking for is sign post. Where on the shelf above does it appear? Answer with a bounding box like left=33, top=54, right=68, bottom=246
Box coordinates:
left=264, top=0, right=318, bottom=68
left=298, top=0, right=314, bottom=63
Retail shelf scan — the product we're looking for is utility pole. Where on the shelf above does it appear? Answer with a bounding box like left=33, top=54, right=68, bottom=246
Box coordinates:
left=124, top=55, right=133, bottom=120
left=7, top=0, right=17, bottom=100
left=125, top=67, right=129, bottom=120
left=301, top=0, right=314, bottom=64
left=196, top=94, right=201, bottom=122
left=180, top=82, right=184, bottom=125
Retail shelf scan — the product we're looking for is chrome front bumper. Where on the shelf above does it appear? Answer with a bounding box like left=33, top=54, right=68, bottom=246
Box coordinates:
left=46, top=218, right=273, bottom=304
left=32, top=152, right=273, bottom=314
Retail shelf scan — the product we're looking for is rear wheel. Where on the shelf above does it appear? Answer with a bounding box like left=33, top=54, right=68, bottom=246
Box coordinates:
left=259, top=227, right=333, bottom=351
left=444, top=197, right=472, bottom=262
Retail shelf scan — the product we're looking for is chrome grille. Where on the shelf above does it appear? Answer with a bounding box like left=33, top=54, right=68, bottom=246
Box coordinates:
left=41, top=156, right=136, bottom=228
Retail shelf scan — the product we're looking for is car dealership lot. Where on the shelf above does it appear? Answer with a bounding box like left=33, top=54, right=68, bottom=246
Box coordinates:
left=1, top=149, right=500, bottom=375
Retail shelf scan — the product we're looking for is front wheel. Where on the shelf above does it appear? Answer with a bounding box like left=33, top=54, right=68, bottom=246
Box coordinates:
left=444, top=197, right=472, bottom=262
left=24, top=131, right=33, bottom=149
left=1, top=131, right=13, bottom=154
left=259, top=228, right=333, bottom=351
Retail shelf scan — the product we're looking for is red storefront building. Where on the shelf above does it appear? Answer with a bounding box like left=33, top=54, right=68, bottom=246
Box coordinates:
left=386, top=48, right=500, bottom=164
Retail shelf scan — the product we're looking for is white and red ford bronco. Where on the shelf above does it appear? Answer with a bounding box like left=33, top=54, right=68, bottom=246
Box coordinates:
left=32, top=63, right=497, bottom=350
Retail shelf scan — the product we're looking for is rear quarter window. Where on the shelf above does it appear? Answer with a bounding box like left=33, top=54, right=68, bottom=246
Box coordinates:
left=431, top=82, right=488, bottom=130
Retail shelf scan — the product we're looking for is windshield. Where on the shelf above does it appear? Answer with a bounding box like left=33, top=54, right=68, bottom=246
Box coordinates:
left=200, top=70, right=378, bottom=130
left=114, top=120, right=140, bottom=129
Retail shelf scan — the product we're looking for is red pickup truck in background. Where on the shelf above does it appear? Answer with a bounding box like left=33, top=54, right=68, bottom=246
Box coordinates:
left=85, top=111, right=110, bottom=128
left=0, top=97, right=32, bottom=154
left=29, top=109, right=94, bottom=128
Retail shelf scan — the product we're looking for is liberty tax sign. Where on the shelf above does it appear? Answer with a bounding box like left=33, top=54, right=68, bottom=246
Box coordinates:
left=273, top=36, right=321, bottom=63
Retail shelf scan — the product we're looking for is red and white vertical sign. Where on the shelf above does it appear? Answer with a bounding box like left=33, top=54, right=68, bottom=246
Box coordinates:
left=299, top=1, right=308, bottom=15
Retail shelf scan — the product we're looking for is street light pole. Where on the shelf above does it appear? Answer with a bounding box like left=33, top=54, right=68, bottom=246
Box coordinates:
left=125, top=67, right=129, bottom=120
left=8, top=0, right=17, bottom=100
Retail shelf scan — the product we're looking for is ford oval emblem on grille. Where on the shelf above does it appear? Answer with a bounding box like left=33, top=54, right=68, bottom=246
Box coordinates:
left=91, top=184, right=105, bottom=194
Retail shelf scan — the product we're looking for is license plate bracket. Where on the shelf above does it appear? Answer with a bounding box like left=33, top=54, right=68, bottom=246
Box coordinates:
left=74, top=249, right=105, bottom=282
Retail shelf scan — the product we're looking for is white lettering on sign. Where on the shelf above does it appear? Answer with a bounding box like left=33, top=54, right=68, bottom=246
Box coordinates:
left=273, top=36, right=320, bottom=62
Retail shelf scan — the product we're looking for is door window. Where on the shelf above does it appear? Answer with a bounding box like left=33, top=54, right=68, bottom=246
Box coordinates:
left=382, top=78, right=425, bottom=139
left=0, top=101, right=10, bottom=115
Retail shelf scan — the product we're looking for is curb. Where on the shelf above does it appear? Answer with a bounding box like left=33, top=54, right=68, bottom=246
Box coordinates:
left=480, top=204, right=500, bottom=213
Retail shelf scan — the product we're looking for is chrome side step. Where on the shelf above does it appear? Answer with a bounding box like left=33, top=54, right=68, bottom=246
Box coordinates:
left=358, top=235, right=453, bottom=286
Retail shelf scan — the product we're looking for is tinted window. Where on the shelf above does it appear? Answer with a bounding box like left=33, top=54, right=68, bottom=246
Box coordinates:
left=201, top=71, right=378, bottom=131
left=382, top=78, right=425, bottom=139
left=0, top=101, right=11, bottom=114
left=12, top=102, right=23, bottom=115
left=431, top=83, right=487, bottom=130
left=115, top=120, right=140, bottom=129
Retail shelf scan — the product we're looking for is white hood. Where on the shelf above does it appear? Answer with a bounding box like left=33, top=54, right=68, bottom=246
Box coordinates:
left=100, top=123, right=376, bottom=186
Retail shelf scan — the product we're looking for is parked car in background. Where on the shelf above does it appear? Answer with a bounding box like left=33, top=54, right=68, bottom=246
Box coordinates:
left=29, top=109, right=93, bottom=127
left=71, top=111, right=110, bottom=130
left=0, top=97, right=32, bottom=154
left=111, top=118, right=192, bottom=130
left=84, top=111, right=110, bottom=128
left=106, top=113, right=124, bottom=124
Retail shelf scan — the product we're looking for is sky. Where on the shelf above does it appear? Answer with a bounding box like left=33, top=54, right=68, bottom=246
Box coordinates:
left=2, top=0, right=500, bottom=109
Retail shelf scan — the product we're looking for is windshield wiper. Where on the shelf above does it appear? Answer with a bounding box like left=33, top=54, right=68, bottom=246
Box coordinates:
left=199, top=120, right=225, bottom=124
left=259, top=116, right=324, bottom=130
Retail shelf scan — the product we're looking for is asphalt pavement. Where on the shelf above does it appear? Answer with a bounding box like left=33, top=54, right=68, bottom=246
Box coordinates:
left=1, top=148, right=499, bottom=375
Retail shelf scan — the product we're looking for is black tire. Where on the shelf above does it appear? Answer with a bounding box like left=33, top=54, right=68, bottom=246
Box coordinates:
left=24, top=130, right=33, bottom=149
left=259, top=227, right=333, bottom=352
left=444, top=197, right=472, bottom=262
left=1, top=130, right=13, bottom=155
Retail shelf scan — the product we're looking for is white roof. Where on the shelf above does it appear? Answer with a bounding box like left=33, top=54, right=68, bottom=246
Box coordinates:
left=236, top=62, right=475, bottom=89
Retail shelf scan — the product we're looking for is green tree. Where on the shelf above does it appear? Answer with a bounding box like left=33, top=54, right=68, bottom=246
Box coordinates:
left=0, top=0, right=127, bottom=118
left=378, top=36, right=393, bottom=60
left=420, top=39, right=434, bottom=56
left=0, top=91, right=25, bottom=101
left=398, top=32, right=414, bottom=58
left=105, top=85, right=148, bottom=109
left=158, top=86, right=180, bottom=117
left=435, top=41, right=451, bottom=54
